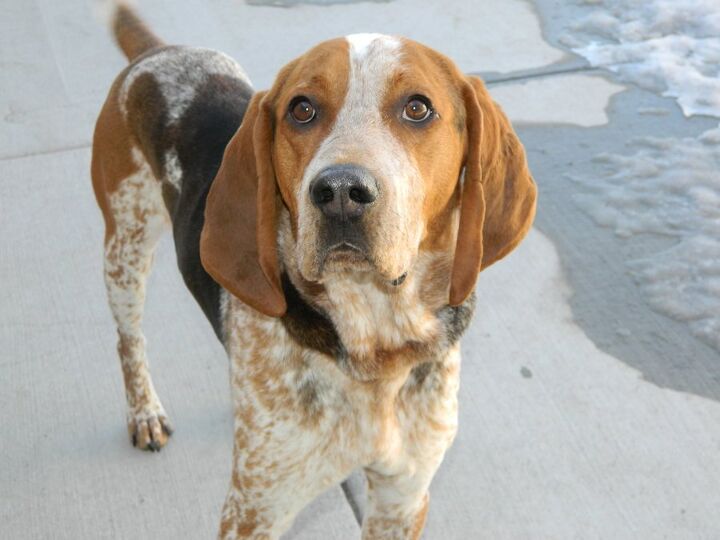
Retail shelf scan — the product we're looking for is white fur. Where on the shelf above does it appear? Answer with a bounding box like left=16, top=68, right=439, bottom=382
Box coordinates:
left=346, top=33, right=387, bottom=57
left=118, top=47, right=251, bottom=122
left=164, top=148, right=183, bottom=192
left=320, top=255, right=443, bottom=358
left=104, top=147, right=171, bottom=441
left=104, top=148, right=169, bottom=335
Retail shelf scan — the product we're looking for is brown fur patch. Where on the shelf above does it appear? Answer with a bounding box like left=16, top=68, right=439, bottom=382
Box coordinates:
left=91, top=74, right=139, bottom=241
left=268, top=38, right=351, bottom=226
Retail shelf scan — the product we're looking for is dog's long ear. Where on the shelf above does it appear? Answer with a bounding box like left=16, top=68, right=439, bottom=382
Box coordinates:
left=449, top=76, right=537, bottom=306
left=200, top=91, right=287, bottom=317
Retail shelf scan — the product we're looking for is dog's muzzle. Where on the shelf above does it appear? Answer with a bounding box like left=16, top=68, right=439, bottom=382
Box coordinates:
left=310, top=164, right=378, bottom=259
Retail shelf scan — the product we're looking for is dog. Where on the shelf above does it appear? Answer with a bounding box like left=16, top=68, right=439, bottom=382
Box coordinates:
left=91, top=3, right=536, bottom=538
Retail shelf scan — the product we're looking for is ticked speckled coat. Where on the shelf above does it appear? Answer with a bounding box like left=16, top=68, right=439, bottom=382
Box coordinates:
left=91, top=4, right=536, bottom=539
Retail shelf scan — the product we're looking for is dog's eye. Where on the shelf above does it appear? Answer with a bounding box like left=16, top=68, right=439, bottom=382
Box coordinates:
left=289, top=97, right=316, bottom=124
left=402, top=95, right=433, bottom=123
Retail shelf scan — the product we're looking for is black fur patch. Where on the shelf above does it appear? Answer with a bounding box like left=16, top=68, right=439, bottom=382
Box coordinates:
left=171, top=74, right=252, bottom=340
left=280, top=274, right=346, bottom=359
left=130, top=48, right=253, bottom=340
left=171, top=75, right=252, bottom=340
left=409, top=360, right=434, bottom=387
left=438, top=292, right=476, bottom=348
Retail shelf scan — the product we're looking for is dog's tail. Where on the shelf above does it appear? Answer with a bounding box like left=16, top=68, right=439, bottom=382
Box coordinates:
left=110, top=2, right=163, bottom=62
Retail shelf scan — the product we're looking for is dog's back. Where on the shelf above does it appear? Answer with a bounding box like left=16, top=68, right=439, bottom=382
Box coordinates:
left=92, top=3, right=253, bottom=342
left=91, top=3, right=252, bottom=449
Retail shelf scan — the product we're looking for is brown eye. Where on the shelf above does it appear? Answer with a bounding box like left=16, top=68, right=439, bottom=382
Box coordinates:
left=289, top=97, right=316, bottom=124
left=403, top=96, right=432, bottom=123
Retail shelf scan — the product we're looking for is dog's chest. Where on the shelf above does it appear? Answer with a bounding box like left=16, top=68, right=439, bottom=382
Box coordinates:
left=322, top=274, right=440, bottom=355
left=223, top=293, right=461, bottom=468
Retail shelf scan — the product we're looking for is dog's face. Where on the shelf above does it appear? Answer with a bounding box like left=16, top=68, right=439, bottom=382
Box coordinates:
left=200, top=35, right=536, bottom=317
left=269, top=35, right=465, bottom=284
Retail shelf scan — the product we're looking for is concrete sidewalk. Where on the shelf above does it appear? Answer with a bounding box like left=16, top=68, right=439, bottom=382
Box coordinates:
left=2, top=1, right=720, bottom=538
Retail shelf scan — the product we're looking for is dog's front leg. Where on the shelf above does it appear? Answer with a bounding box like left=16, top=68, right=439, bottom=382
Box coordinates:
left=217, top=387, right=326, bottom=539
left=217, top=315, right=353, bottom=539
left=218, top=405, right=354, bottom=540
left=218, top=416, right=322, bottom=539
left=360, top=467, right=434, bottom=540
left=362, top=347, right=461, bottom=539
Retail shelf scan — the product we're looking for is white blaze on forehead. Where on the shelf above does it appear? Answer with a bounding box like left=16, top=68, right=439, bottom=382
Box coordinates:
left=299, top=32, right=405, bottom=195
left=296, top=32, right=424, bottom=281
left=338, top=33, right=402, bottom=144
left=346, top=32, right=401, bottom=73
left=346, top=33, right=393, bottom=57
left=343, top=34, right=402, bottom=123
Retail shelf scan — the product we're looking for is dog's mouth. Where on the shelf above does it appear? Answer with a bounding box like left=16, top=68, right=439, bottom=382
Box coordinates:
left=308, top=206, right=413, bottom=286
left=319, top=243, right=408, bottom=287
left=321, top=242, right=370, bottom=270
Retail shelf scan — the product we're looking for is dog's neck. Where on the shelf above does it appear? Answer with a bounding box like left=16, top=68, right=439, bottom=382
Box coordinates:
left=279, top=238, right=474, bottom=381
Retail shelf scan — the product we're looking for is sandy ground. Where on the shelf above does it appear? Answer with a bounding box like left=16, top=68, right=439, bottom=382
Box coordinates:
left=2, top=0, right=719, bottom=538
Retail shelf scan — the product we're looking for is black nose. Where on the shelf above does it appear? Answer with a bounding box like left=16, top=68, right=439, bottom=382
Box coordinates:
left=310, top=165, right=378, bottom=220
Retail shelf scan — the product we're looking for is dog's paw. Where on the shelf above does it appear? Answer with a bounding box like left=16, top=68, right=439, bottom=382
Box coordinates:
left=127, top=406, right=173, bottom=452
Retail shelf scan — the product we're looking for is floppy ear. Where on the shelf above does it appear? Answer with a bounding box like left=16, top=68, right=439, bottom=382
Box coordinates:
left=449, top=76, right=537, bottom=306
left=200, top=91, right=287, bottom=317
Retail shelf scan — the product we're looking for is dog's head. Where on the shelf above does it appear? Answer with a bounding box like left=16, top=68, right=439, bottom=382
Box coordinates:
left=200, top=35, right=536, bottom=317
